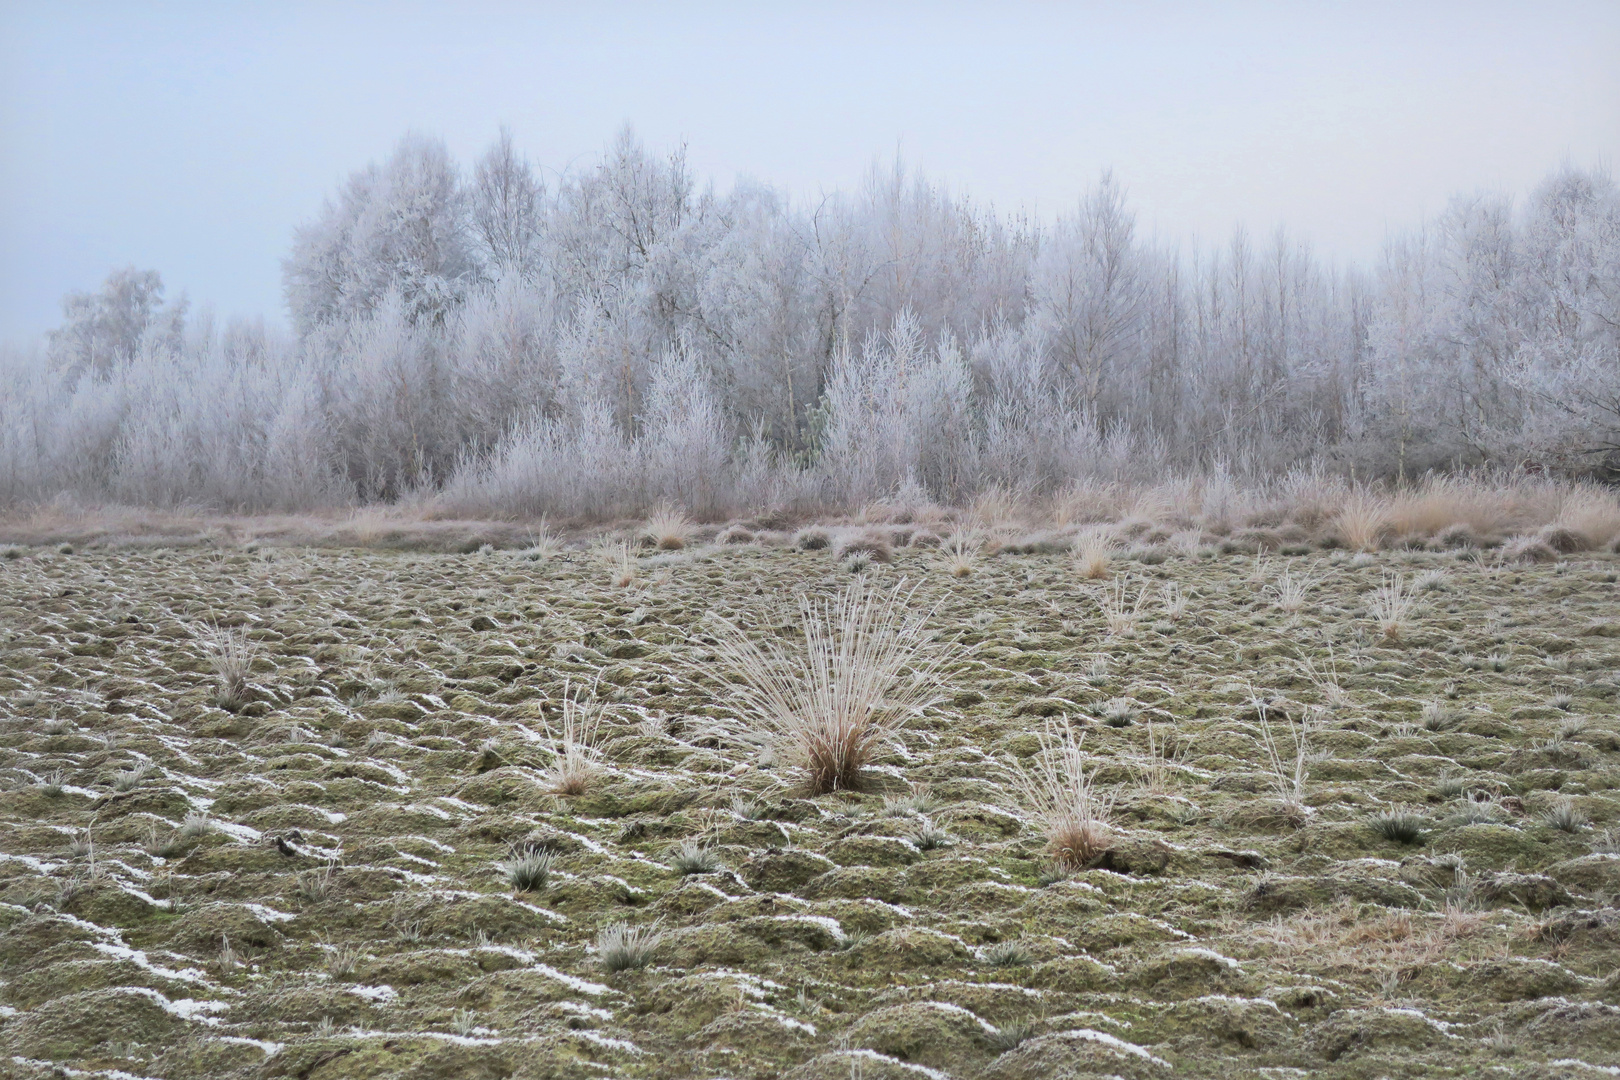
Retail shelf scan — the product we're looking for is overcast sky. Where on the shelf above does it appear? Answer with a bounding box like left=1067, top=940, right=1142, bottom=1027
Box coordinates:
left=2, top=1, right=1616, bottom=342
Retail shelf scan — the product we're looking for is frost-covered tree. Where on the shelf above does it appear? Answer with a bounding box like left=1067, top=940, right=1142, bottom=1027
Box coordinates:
left=48, top=267, right=186, bottom=384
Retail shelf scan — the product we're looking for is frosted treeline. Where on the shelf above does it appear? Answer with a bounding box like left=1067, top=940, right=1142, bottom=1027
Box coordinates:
left=3, top=128, right=1617, bottom=517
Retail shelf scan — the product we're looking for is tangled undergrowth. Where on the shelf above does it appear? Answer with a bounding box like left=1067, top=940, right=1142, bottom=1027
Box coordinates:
left=1, top=534, right=1619, bottom=1079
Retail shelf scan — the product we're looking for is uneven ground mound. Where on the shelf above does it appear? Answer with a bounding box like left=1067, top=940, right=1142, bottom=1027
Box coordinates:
left=2, top=540, right=1618, bottom=1078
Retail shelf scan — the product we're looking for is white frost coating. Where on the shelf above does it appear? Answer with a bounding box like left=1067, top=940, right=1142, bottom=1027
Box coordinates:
left=91, top=942, right=212, bottom=985
left=747, top=1003, right=817, bottom=1035
left=347, top=984, right=399, bottom=1003
left=431, top=796, right=482, bottom=814
left=212, top=1035, right=283, bottom=1057
left=0, top=1005, right=15, bottom=1017
left=403, top=801, right=452, bottom=819
left=509, top=900, right=569, bottom=924
left=117, top=987, right=230, bottom=1023
left=920, top=1000, right=998, bottom=1033
left=534, top=964, right=612, bottom=997
left=554, top=1000, right=615, bottom=1021
left=7, top=1055, right=167, bottom=1080
left=1549, top=1062, right=1620, bottom=1076
left=242, top=902, right=296, bottom=923
left=400, top=833, right=453, bottom=852
left=1055, top=1028, right=1171, bottom=1066
left=770, top=914, right=845, bottom=940
left=829, top=1049, right=949, bottom=1080
left=211, top=821, right=263, bottom=842
left=1175, top=946, right=1242, bottom=969
left=575, top=1030, right=643, bottom=1054
left=1185, top=994, right=1282, bottom=1011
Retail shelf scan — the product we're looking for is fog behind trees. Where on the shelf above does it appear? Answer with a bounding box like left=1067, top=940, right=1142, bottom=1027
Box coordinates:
left=3, top=127, right=1617, bottom=517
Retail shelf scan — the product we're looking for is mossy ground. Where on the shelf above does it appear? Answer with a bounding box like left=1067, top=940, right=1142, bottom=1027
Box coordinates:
left=2, top=538, right=1619, bottom=1079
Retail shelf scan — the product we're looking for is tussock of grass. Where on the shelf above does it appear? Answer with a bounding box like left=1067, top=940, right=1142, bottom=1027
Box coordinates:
left=1009, top=721, right=1115, bottom=870
left=704, top=578, right=956, bottom=794
left=198, top=623, right=257, bottom=710
left=503, top=850, right=554, bottom=891
left=1369, top=809, right=1427, bottom=844
left=597, top=919, right=665, bottom=972
left=538, top=681, right=605, bottom=796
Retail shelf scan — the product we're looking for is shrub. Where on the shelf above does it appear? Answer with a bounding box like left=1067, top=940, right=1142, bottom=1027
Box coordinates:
left=833, top=530, right=893, bottom=564
left=794, top=527, right=832, bottom=551
left=704, top=579, right=956, bottom=794
left=1073, top=530, right=1112, bottom=579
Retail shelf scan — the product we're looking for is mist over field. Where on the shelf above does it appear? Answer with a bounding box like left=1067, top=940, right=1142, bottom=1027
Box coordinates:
left=1, top=131, right=1617, bottom=520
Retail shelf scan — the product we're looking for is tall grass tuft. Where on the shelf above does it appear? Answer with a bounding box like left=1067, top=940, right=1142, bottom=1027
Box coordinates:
left=198, top=623, right=257, bottom=711
left=1008, top=721, right=1115, bottom=870
left=540, top=683, right=605, bottom=796
left=1369, top=572, right=1416, bottom=641
left=642, top=504, right=695, bottom=550
left=1073, top=530, right=1113, bottom=580
left=704, top=578, right=955, bottom=794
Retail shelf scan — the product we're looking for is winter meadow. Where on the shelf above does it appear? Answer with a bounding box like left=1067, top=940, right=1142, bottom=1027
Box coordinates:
left=5, top=90, right=1620, bottom=1080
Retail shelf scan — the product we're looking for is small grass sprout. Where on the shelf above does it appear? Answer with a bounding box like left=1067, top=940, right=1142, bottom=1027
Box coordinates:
left=540, top=683, right=605, bottom=796
left=112, top=761, right=153, bottom=792
left=1100, top=578, right=1149, bottom=637
left=198, top=623, right=258, bottom=710
left=979, top=940, right=1033, bottom=967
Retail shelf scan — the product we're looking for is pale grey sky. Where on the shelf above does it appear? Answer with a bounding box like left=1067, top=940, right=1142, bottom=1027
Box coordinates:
left=2, top=1, right=1616, bottom=341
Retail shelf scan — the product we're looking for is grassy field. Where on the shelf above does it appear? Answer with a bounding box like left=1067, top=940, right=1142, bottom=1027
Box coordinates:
left=2, top=532, right=1619, bottom=1079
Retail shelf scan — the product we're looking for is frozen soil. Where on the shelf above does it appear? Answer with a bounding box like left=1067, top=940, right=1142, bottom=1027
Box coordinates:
left=2, top=539, right=1619, bottom=1079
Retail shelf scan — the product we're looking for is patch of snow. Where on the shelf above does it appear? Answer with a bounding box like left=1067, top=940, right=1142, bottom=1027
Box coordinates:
left=534, top=964, right=613, bottom=997
left=347, top=984, right=398, bottom=1004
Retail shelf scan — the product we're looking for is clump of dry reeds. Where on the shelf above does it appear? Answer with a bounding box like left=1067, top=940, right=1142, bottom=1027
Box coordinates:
left=1009, top=721, right=1115, bottom=869
left=704, top=579, right=954, bottom=794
